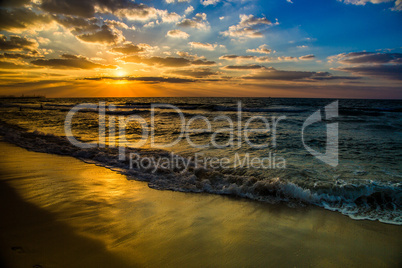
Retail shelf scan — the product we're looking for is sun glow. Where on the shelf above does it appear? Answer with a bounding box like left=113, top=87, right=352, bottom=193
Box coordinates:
left=115, top=69, right=127, bottom=77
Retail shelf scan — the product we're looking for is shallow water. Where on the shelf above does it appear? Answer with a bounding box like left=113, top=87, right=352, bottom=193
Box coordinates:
left=0, top=142, right=401, bottom=267
left=0, top=97, right=401, bottom=224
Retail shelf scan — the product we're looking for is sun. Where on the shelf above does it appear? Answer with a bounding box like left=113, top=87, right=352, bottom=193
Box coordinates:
left=115, top=69, right=127, bottom=77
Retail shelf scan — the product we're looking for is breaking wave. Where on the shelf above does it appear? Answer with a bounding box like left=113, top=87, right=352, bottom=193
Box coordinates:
left=0, top=121, right=400, bottom=225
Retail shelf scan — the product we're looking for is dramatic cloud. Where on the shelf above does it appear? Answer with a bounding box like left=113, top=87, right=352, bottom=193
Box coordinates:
left=0, top=35, right=38, bottom=52
left=31, top=54, right=116, bottom=69
left=0, top=0, right=399, bottom=98
left=41, top=0, right=97, bottom=17
left=0, top=8, right=52, bottom=32
left=0, top=0, right=31, bottom=7
left=109, top=43, right=147, bottom=54
left=0, top=60, right=33, bottom=69
left=201, top=0, right=221, bottom=6
left=243, top=67, right=314, bottom=81
left=41, top=0, right=150, bottom=18
left=220, top=55, right=255, bottom=60
left=0, top=52, right=39, bottom=59
left=223, top=64, right=267, bottom=70
left=339, top=0, right=401, bottom=11
left=336, top=65, right=402, bottom=80
left=41, top=0, right=181, bottom=23
left=393, top=0, right=402, bottom=10
left=115, top=8, right=158, bottom=21
left=158, top=11, right=182, bottom=23
left=330, top=52, right=402, bottom=80
left=84, top=76, right=194, bottom=83
left=246, top=44, right=271, bottom=54
left=243, top=67, right=359, bottom=81
left=219, top=55, right=271, bottom=62
left=55, top=16, right=134, bottom=43
left=299, top=54, right=316, bottom=60
left=329, top=52, right=402, bottom=64
left=77, top=25, right=124, bottom=44
left=122, top=55, right=215, bottom=67
left=221, top=14, right=274, bottom=39
left=169, top=68, right=217, bottom=78
left=116, top=8, right=181, bottom=23
left=54, top=15, right=101, bottom=34
left=54, top=16, right=132, bottom=45
left=277, top=56, right=298, bottom=61
left=341, top=0, right=392, bottom=5
left=184, top=6, right=194, bottom=15
left=176, top=13, right=209, bottom=30
left=189, top=42, right=216, bottom=50
left=104, top=19, right=132, bottom=29
left=191, top=59, right=216, bottom=65
left=309, top=71, right=360, bottom=80
left=176, top=51, right=200, bottom=59
left=167, top=29, right=190, bottom=39
left=166, top=0, right=191, bottom=3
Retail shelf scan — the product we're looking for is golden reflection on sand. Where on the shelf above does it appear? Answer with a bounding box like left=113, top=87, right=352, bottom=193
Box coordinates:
left=0, top=142, right=401, bottom=267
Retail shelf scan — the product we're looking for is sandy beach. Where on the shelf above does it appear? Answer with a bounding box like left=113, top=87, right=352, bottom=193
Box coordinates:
left=0, top=141, right=401, bottom=267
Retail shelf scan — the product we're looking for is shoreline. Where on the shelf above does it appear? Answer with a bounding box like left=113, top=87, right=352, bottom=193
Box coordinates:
left=1, top=120, right=400, bottom=226
left=0, top=141, right=401, bottom=267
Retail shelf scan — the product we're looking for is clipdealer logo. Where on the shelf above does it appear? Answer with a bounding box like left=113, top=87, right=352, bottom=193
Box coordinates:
left=64, top=101, right=339, bottom=169
left=302, top=101, right=339, bottom=167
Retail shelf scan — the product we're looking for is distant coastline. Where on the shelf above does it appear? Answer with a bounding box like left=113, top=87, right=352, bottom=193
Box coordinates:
left=0, top=94, right=46, bottom=99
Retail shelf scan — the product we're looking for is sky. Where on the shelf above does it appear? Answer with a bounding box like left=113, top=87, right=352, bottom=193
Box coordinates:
left=0, top=0, right=401, bottom=98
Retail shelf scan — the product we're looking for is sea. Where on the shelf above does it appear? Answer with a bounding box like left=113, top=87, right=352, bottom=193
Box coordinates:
left=0, top=97, right=401, bottom=225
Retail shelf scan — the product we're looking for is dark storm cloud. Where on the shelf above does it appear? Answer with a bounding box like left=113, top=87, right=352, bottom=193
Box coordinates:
left=0, top=35, right=38, bottom=51
left=0, top=8, right=52, bottom=31
left=31, top=54, right=116, bottom=69
left=122, top=55, right=215, bottom=67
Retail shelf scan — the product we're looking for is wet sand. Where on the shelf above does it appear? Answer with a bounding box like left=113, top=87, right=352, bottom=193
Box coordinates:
left=0, top=141, right=401, bottom=267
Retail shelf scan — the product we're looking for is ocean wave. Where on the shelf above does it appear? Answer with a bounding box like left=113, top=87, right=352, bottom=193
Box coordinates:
left=4, top=101, right=308, bottom=116
left=339, top=107, right=402, bottom=117
left=0, top=120, right=400, bottom=225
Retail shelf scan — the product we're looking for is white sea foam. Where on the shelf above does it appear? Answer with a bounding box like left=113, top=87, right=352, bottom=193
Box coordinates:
left=1, top=121, right=401, bottom=225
